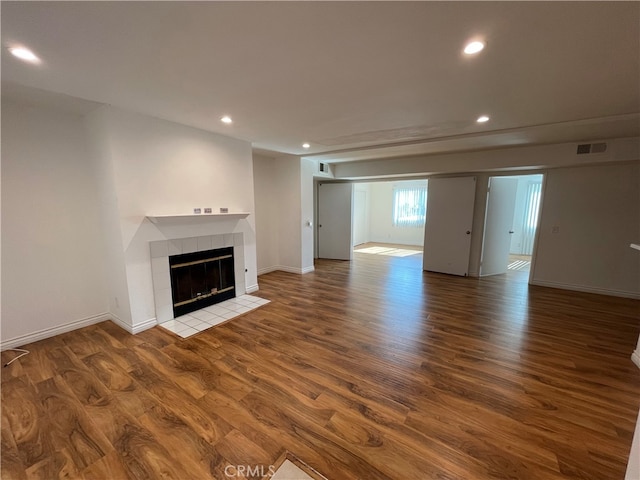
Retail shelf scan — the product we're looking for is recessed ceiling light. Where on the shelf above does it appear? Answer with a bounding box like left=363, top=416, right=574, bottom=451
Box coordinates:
left=220, top=116, right=232, bottom=124
left=476, top=115, right=490, bottom=123
left=302, top=143, right=310, bottom=149
left=464, top=41, right=485, bottom=55
left=8, top=46, right=40, bottom=64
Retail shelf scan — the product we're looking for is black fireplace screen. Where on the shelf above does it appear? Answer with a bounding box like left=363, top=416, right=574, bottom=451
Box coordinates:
left=169, top=246, right=235, bottom=317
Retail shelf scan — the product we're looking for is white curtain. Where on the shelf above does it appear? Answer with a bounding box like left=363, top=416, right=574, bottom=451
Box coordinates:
left=392, top=186, right=427, bottom=227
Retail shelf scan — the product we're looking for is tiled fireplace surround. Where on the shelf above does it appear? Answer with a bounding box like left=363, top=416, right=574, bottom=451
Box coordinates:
left=149, top=232, right=246, bottom=323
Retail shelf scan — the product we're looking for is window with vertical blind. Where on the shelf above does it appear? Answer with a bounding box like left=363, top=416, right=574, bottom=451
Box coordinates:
left=392, top=185, right=427, bottom=227
left=521, top=180, right=542, bottom=254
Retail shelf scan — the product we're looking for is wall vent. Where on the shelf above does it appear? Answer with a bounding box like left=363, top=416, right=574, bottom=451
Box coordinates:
left=577, top=142, right=607, bottom=155
left=319, top=162, right=328, bottom=173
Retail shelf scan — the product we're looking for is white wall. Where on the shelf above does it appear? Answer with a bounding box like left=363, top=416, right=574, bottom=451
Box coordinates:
left=275, top=156, right=303, bottom=273
left=87, top=107, right=257, bottom=331
left=366, top=180, right=427, bottom=246
left=532, top=162, right=640, bottom=297
left=253, top=154, right=312, bottom=275
left=85, top=107, right=133, bottom=325
left=353, top=183, right=371, bottom=246
left=1, top=102, right=108, bottom=347
left=253, top=154, right=280, bottom=274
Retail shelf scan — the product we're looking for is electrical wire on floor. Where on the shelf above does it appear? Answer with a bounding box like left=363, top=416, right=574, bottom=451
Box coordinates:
left=3, top=348, right=30, bottom=367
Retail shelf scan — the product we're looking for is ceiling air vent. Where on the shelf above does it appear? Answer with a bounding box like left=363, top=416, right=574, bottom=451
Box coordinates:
left=577, top=142, right=607, bottom=155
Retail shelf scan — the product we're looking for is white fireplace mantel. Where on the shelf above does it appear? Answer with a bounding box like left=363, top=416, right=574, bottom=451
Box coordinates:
left=146, top=213, right=250, bottom=224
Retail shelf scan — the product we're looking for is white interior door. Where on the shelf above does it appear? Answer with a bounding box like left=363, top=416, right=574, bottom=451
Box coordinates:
left=318, top=183, right=353, bottom=260
left=423, top=176, right=476, bottom=276
left=480, top=177, right=519, bottom=276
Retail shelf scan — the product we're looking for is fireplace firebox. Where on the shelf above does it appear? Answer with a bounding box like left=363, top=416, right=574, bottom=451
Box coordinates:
left=169, top=246, right=235, bottom=317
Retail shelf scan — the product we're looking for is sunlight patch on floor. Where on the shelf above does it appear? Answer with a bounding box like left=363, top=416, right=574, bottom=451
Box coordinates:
left=355, top=246, right=421, bottom=257
left=508, top=260, right=531, bottom=270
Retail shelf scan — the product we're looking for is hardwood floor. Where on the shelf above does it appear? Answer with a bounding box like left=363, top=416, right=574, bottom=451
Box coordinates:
left=2, top=251, right=639, bottom=479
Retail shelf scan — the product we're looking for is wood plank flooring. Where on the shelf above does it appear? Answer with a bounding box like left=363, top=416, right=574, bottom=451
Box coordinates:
left=2, top=250, right=639, bottom=479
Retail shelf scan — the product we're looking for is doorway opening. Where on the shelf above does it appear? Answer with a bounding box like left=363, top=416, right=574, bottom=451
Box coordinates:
left=352, top=179, right=427, bottom=262
left=480, top=174, right=543, bottom=279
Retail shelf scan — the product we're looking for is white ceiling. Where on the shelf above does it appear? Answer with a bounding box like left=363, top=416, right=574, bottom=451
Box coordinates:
left=2, top=1, right=639, bottom=163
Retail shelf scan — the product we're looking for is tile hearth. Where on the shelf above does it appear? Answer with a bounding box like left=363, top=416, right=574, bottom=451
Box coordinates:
left=159, top=294, right=269, bottom=338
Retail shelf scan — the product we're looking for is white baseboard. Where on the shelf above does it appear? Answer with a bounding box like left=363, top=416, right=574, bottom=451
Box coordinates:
left=258, top=265, right=309, bottom=275
left=109, top=314, right=156, bottom=334
left=632, top=350, right=640, bottom=370
left=257, top=266, right=279, bottom=276
left=277, top=266, right=305, bottom=274
left=246, top=284, right=259, bottom=294
left=1, top=312, right=111, bottom=351
left=132, top=317, right=157, bottom=334
left=301, top=265, right=315, bottom=274
left=530, top=279, right=640, bottom=299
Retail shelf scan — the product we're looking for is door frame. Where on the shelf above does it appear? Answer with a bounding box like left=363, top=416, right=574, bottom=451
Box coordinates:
left=479, top=173, right=546, bottom=282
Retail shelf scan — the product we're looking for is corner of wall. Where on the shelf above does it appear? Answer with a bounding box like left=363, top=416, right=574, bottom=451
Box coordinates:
left=84, top=106, right=134, bottom=329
